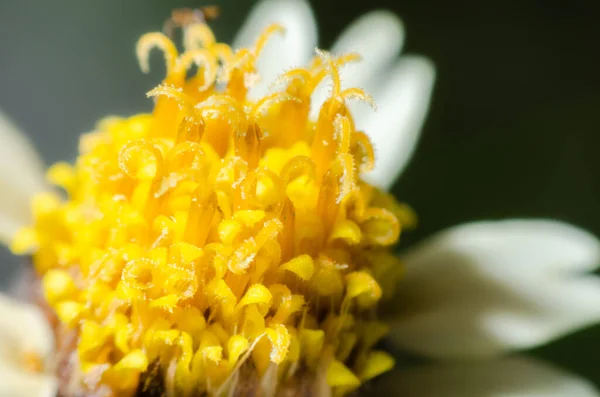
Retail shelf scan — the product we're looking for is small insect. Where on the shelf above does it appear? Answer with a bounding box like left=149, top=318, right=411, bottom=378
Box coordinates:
left=164, top=6, right=221, bottom=37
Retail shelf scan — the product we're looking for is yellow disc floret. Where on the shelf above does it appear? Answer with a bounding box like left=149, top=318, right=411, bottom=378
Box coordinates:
left=13, top=20, right=414, bottom=397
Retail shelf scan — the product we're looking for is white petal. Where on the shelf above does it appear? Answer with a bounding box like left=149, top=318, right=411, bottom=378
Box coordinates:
left=0, top=294, right=56, bottom=397
left=232, top=0, right=317, bottom=100
left=388, top=219, right=600, bottom=359
left=309, top=10, right=405, bottom=121
left=0, top=294, right=54, bottom=370
left=369, top=356, right=599, bottom=397
left=0, top=370, right=56, bottom=397
left=0, top=111, right=46, bottom=243
left=361, top=56, right=435, bottom=190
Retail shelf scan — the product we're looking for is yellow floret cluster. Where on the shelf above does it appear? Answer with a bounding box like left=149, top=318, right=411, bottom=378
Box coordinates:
left=13, top=21, right=414, bottom=397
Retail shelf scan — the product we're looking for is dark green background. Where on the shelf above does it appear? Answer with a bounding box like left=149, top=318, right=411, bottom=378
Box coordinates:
left=1, top=0, right=599, bottom=388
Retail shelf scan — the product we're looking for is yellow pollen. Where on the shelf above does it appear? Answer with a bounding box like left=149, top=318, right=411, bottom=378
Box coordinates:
left=13, top=19, right=414, bottom=397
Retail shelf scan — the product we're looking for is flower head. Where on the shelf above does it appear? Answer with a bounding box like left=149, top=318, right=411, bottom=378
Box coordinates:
left=12, top=14, right=415, bottom=397
left=3, top=1, right=600, bottom=397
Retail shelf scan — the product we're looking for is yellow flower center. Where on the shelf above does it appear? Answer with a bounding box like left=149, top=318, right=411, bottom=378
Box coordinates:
left=13, top=20, right=415, bottom=397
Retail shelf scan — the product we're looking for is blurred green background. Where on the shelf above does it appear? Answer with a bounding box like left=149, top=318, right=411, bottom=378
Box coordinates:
left=1, top=0, right=599, bottom=388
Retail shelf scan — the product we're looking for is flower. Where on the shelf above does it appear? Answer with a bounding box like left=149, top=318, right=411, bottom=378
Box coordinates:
left=14, top=7, right=410, bottom=395
left=0, top=0, right=598, bottom=396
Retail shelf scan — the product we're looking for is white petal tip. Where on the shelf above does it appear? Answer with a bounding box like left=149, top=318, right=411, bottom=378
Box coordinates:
left=388, top=219, right=600, bottom=359
left=335, top=10, right=405, bottom=54
left=362, top=55, right=436, bottom=190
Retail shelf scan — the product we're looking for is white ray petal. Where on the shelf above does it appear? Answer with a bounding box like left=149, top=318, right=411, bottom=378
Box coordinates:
left=387, top=219, right=600, bottom=359
left=0, top=370, right=56, bottom=397
left=232, top=0, right=317, bottom=100
left=0, top=111, right=46, bottom=244
left=361, top=56, right=435, bottom=190
left=309, top=10, right=405, bottom=121
left=0, top=294, right=57, bottom=397
left=369, top=356, right=599, bottom=397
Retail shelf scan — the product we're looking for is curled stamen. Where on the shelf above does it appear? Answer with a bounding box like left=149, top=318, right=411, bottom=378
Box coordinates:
left=196, top=94, right=244, bottom=109
left=122, top=258, right=156, bottom=292
left=315, top=49, right=341, bottom=98
left=167, top=140, right=207, bottom=172
left=341, top=88, right=377, bottom=111
left=119, top=140, right=164, bottom=180
left=136, top=32, right=179, bottom=75
left=253, top=23, right=286, bottom=57
left=228, top=49, right=253, bottom=69
left=252, top=92, right=302, bottom=121
left=147, top=84, right=197, bottom=116
left=335, top=52, right=362, bottom=67
left=280, top=156, right=316, bottom=185
left=307, top=52, right=363, bottom=98
left=177, top=49, right=219, bottom=91
left=268, top=68, right=311, bottom=92
left=210, top=43, right=235, bottom=69
left=195, top=94, right=247, bottom=128
left=310, top=51, right=361, bottom=70
left=351, top=132, right=376, bottom=173
left=218, top=49, right=254, bottom=85
left=360, top=208, right=401, bottom=246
